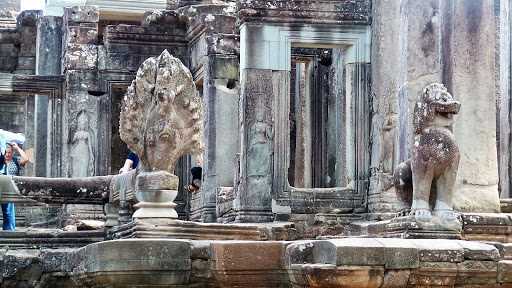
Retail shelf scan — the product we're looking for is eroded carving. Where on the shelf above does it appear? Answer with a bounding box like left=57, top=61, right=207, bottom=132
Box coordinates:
left=248, top=106, right=274, bottom=177
left=119, top=49, right=204, bottom=173
left=71, top=110, right=95, bottom=177
left=393, top=83, right=460, bottom=226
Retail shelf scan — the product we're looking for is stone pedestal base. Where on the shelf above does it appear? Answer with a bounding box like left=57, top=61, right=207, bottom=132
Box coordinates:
left=386, top=216, right=462, bottom=239
left=112, top=218, right=261, bottom=240
left=133, top=190, right=178, bottom=218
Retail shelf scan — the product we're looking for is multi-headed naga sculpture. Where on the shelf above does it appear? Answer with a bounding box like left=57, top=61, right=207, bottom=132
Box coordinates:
left=120, top=49, right=204, bottom=172
left=114, top=49, right=204, bottom=219
left=393, top=83, right=461, bottom=224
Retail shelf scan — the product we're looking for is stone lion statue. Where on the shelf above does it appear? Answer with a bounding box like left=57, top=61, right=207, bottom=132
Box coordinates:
left=393, top=83, right=461, bottom=223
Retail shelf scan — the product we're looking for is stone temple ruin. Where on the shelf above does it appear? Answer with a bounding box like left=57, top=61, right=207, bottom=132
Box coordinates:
left=1, top=0, right=512, bottom=286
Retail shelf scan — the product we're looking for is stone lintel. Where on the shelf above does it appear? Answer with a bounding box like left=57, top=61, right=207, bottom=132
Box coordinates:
left=237, top=0, right=371, bottom=25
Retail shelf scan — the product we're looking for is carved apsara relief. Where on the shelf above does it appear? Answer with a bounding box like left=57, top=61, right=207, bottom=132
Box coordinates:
left=244, top=70, right=274, bottom=181
left=69, top=97, right=97, bottom=177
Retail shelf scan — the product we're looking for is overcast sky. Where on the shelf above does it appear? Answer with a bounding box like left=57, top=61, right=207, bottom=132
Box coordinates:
left=20, top=0, right=45, bottom=11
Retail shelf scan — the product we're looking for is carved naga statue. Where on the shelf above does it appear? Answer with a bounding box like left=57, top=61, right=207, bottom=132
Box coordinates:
left=113, top=49, right=204, bottom=219
left=393, top=83, right=461, bottom=225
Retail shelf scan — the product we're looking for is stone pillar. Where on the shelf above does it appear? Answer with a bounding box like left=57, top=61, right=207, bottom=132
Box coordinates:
left=60, top=6, right=101, bottom=178
left=397, top=0, right=442, bottom=163
left=499, top=0, right=511, bottom=198
left=236, top=68, right=276, bottom=223
left=368, top=0, right=400, bottom=220
left=199, top=16, right=239, bottom=223
left=36, top=16, right=62, bottom=177
left=16, top=11, right=40, bottom=75
left=442, top=0, right=500, bottom=212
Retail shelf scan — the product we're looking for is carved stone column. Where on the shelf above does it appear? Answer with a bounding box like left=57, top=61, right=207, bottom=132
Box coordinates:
left=367, top=0, right=400, bottom=220
left=36, top=16, right=62, bottom=177
left=61, top=6, right=102, bottom=178
left=185, top=9, right=239, bottom=223
left=397, top=0, right=442, bottom=164
left=442, top=0, right=500, bottom=212
left=236, top=68, right=275, bottom=223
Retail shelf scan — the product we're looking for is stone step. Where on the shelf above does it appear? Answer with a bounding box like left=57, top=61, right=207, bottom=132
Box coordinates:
left=0, top=229, right=105, bottom=249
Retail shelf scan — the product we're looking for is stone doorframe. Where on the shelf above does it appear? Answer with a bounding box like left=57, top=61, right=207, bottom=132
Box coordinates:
left=239, top=24, right=371, bottom=218
left=0, top=74, right=66, bottom=177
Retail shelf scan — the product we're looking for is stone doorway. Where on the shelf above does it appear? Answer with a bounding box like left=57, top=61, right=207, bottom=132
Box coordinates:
left=289, top=48, right=346, bottom=189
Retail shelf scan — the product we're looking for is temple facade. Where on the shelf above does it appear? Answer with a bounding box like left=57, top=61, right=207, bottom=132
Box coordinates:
left=0, top=0, right=508, bottom=232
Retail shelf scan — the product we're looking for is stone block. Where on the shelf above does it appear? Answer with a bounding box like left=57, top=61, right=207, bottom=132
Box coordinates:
left=456, top=240, right=501, bottom=261
left=190, top=240, right=212, bottom=260
left=382, top=269, right=411, bottom=288
left=210, top=241, right=290, bottom=286
left=36, top=16, right=63, bottom=76
left=64, top=6, right=99, bottom=23
left=207, top=55, right=239, bottom=80
left=3, top=250, right=43, bottom=281
left=0, top=44, right=19, bottom=56
left=63, top=44, right=98, bottom=70
left=456, top=260, right=497, bottom=285
left=464, top=234, right=507, bottom=243
left=503, top=243, right=512, bottom=260
left=462, top=213, right=511, bottom=226
left=41, top=249, right=74, bottom=272
left=105, top=53, right=187, bottom=72
left=0, top=56, right=18, bottom=71
left=17, top=56, right=35, bottom=70
left=83, top=239, right=191, bottom=286
left=410, top=239, right=464, bottom=262
left=64, top=26, right=98, bottom=45
left=375, top=238, right=419, bottom=269
left=409, top=262, right=457, bottom=286
left=18, top=41, right=36, bottom=57
left=211, top=241, right=287, bottom=271
left=300, top=264, right=384, bottom=288
left=313, top=238, right=385, bottom=266
left=285, top=240, right=315, bottom=267
left=104, top=43, right=187, bottom=57
left=0, top=29, right=20, bottom=44
left=499, top=260, right=512, bottom=283
left=66, top=70, right=98, bottom=91
left=135, top=171, right=179, bottom=190
left=16, top=10, right=40, bottom=27
left=141, top=10, right=182, bottom=28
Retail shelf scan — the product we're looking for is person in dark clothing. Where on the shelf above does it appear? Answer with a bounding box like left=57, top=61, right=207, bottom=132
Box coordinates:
left=120, top=151, right=139, bottom=174
left=185, top=155, right=203, bottom=192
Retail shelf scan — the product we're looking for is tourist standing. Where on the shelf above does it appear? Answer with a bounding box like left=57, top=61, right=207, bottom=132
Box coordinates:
left=1, top=142, right=29, bottom=230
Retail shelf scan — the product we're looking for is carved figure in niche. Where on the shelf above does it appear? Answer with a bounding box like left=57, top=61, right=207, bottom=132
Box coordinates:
left=119, top=49, right=204, bottom=173
left=71, top=111, right=94, bottom=177
left=382, top=101, right=398, bottom=174
left=393, top=83, right=460, bottom=223
left=248, top=107, right=274, bottom=177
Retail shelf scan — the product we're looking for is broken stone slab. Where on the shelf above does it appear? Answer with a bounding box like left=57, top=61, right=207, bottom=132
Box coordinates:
left=13, top=175, right=113, bottom=205
left=455, top=240, right=501, bottom=261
